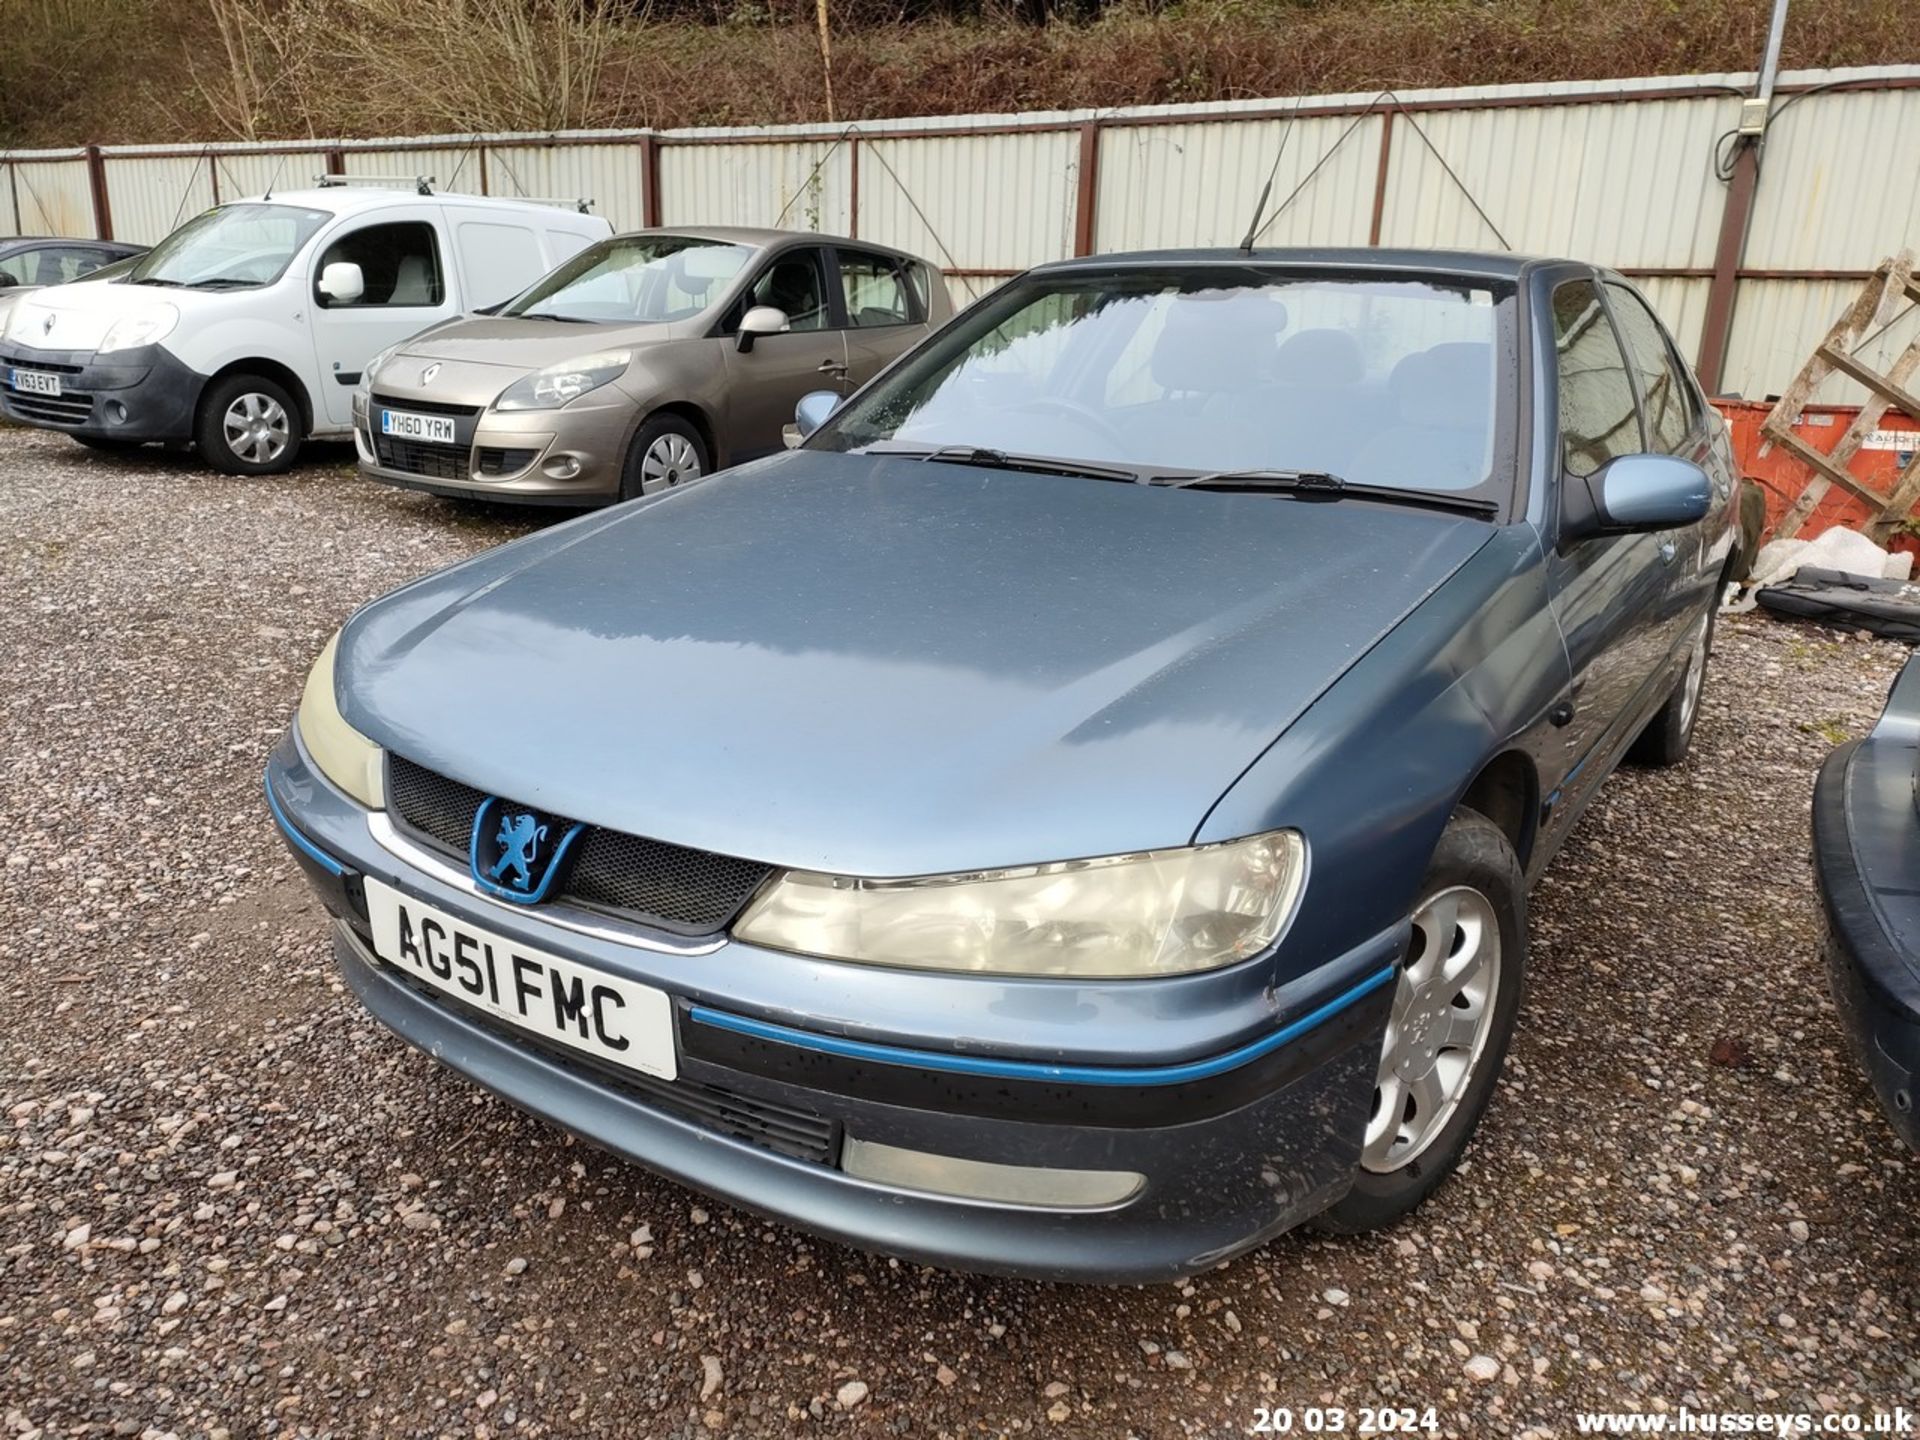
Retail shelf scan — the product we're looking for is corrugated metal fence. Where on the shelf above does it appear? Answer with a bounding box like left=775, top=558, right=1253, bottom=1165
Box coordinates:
left=5, top=65, right=1918, bottom=402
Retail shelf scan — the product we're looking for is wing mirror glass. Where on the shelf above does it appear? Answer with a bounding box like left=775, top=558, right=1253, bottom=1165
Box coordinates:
left=794, top=389, right=841, bottom=439
left=736, top=305, right=789, bottom=353
left=1560, top=454, right=1711, bottom=546
left=317, top=261, right=365, bottom=305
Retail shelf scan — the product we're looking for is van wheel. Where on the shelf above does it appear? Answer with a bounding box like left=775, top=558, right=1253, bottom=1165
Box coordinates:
left=1317, top=808, right=1526, bottom=1234
left=619, top=413, right=708, bottom=502
left=195, top=374, right=302, bottom=476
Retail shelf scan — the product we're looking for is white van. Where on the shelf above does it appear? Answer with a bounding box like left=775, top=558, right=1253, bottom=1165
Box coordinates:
left=0, top=181, right=611, bottom=474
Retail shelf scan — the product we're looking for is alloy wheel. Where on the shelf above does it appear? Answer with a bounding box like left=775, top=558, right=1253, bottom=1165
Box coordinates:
left=639, top=433, right=702, bottom=494
left=1361, top=884, right=1503, bottom=1174
left=223, top=392, right=291, bottom=466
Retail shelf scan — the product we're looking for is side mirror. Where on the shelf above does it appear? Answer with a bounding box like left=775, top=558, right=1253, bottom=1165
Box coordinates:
left=318, top=261, right=365, bottom=305
left=794, top=389, right=841, bottom=439
left=736, top=305, right=789, bottom=353
left=1559, top=454, right=1711, bottom=546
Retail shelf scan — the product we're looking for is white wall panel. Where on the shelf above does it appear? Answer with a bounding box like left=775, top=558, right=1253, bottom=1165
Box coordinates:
left=1745, top=87, right=1920, bottom=271
left=104, top=155, right=215, bottom=243
left=485, top=143, right=648, bottom=231
left=1378, top=95, right=1733, bottom=265
left=860, top=130, right=1079, bottom=271
left=1632, top=275, right=1714, bottom=368
left=0, top=167, right=20, bottom=236
left=1095, top=114, right=1381, bottom=253
left=1723, top=278, right=1920, bottom=406
left=206, top=150, right=329, bottom=201
left=659, top=141, right=851, bottom=233
left=9, top=158, right=94, bottom=236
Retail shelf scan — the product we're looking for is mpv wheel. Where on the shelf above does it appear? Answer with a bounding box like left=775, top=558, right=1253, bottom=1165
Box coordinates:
left=196, top=374, right=301, bottom=476
left=1318, top=807, right=1526, bottom=1234
left=620, top=413, right=708, bottom=501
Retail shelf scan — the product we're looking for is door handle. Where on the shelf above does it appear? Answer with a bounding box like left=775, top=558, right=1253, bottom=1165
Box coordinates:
left=816, top=359, right=848, bottom=376
left=1658, top=540, right=1678, bottom=565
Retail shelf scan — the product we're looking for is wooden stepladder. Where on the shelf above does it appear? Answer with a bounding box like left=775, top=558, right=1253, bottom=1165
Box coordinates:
left=1763, top=251, right=1920, bottom=542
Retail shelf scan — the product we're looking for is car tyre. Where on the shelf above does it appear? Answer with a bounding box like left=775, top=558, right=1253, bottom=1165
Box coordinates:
left=1316, top=807, right=1526, bottom=1235
left=195, top=373, right=302, bottom=476
left=1628, top=608, right=1714, bottom=768
left=619, top=412, right=709, bottom=502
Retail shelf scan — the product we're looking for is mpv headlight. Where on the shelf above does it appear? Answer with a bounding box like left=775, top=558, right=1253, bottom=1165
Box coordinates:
left=296, top=631, right=386, bottom=809
left=97, top=305, right=179, bottom=355
left=493, top=350, right=633, bottom=411
left=732, top=830, right=1305, bottom=979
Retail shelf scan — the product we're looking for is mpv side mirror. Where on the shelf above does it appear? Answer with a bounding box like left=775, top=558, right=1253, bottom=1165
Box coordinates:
left=794, top=390, right=841, bottom=440
left=736, top=305, right=789, bottom=353
left=1559, top=454, right=1711, bottom=546
left=318, top=261, right=365, bottom=305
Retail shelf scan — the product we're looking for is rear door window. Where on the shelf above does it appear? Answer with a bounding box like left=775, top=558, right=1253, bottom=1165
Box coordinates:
left=1604, top=283, right=1697, bottom=454
left=1552, top=279, right=1643, bottom=478
left=315, top=222, right=444, bottom=309
left=837, top=251, right=916, bottom=328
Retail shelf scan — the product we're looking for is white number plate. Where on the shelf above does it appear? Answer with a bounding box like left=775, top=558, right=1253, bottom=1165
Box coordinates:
left=380, top=408, right=457, bottom=444
left=363, top=878, right=677, bottom=1080
left=10, top=368, right=61, bottom=397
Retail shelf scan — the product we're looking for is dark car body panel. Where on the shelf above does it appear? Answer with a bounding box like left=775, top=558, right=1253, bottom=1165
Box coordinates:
left=1813, top=656, right=1920, bottom=1150
left=270, top=246, right=1738, bottom=1280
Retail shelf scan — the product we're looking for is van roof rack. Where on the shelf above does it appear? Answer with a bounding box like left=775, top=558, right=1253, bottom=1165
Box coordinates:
left=510, top=196, right=596, bottom=214
left=315, top=174, right=437, bottom=196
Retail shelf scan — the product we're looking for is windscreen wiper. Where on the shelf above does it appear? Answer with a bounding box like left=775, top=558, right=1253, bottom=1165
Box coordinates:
left=882, top=444, right=1142, bottom=484
left=128, top=277, right=178, bottom=287
left=1153, top=468, right=1498, bottom=517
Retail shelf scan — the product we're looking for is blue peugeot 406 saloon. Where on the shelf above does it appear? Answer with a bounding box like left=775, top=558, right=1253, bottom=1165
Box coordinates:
left=267, top=248, right=1735, bottom=1283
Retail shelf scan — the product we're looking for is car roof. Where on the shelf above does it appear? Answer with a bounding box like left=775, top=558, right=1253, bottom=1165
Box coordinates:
left=230, top=187, right=604, bottom=221
left=0, top=236, right=136, bottom=253
left=1033, top=245, right=1568, bottom=282
left=608, top=225, right=928, bottom=262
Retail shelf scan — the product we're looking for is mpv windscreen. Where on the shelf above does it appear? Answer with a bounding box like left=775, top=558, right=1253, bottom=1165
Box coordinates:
left=129, top=204, right=330, bottom=289
left=813, top=267, right=1511, bottom=496
left=504, top=236, right=756, bottom=324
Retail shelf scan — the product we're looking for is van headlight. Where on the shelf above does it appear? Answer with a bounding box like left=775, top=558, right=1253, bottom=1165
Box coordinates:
left=732, top=831, right=1305, bottom=978
left=493, top=350, right=633, bottom=411
left=97, top=305, right=179, bottom=355
left=296, top=631, right=386, bottom=809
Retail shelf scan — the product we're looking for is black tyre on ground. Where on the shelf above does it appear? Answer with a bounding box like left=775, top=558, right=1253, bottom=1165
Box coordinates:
left=194, top=373, right=302, bottom=476
left=618, top=412, right=709, bottom=502
left=1318, top=807, right=1527, bottom=1234
left=1628, top=607, right=1715, bottom=768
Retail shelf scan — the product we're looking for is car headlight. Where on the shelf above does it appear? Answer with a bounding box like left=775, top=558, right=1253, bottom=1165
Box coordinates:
left=97, top=305, right=179, bottom=355
left=493, top=350, right=633, bottom=411
left=296, top=631, right=386, bottom=809
left=732, top=830, right=1305, bottom=978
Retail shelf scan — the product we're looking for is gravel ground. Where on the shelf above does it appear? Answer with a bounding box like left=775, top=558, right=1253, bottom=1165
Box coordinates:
left=1, top=427, right=1915, bottom=1439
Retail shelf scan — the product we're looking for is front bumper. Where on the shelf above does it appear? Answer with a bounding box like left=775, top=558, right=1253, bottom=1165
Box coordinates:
left=354, top=388, right=628, bottom=506
left=1812, top=656, right=1920, bottom=1151
left=266, top=733, right=1397, bottom=1283
left=0, top=342, right=202, bottom=442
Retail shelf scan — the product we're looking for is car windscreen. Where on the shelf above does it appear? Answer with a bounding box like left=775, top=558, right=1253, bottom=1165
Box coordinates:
left=128, top=204, right=330, bottom=290
left=503, top=235, right=756, bottom=324
left=811, top=266, right=1516, bottom=500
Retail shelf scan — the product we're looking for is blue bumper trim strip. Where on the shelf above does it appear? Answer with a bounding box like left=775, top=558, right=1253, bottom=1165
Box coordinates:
left=689, top=962, right=1396, bottom=1087
left=264, top=772, right=349, bottom=878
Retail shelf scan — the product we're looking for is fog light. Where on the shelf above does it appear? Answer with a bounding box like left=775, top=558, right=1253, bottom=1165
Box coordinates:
left=104, top=399, right=128, bottom=425
left=842, top=1136, right=1142, bottom=1209
left=542, top=454, right=582, bottom=480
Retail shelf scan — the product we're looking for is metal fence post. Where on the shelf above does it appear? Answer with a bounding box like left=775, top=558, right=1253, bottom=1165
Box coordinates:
left=1073, top=122, right=1100, bottom=256
left=85, top=144, right=113, bottom=240
left=641, top=133, right=662, bottom=229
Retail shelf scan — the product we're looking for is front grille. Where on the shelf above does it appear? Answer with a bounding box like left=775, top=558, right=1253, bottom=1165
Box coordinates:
left=0, top=356, right=85, bottom=374
left=371, top=392, right=481, bottom=418
left=386, top=755, right=772, bottom=935
left=374, top=434, right=470, bottom=480
left=2, top=384, right=93, bottom=425
left=478, top=447, right=537, bottom=477
left=382, top=963, right=838, bottom=1164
